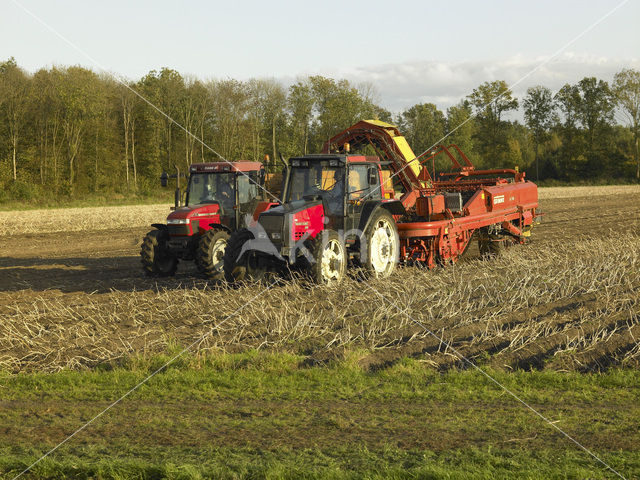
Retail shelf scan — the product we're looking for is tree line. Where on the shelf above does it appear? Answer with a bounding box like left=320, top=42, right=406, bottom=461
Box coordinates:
left=0, top=57, right=638, bottom=202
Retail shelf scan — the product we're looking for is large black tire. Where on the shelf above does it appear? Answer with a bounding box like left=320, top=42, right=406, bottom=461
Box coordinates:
left=307, top=230, right=347, bottom=285
left=360, top=209, right=399, bottom=278
left=223, top=228, right=267, bottom=284
left=196, top=228, right=229, bottom=281
left=140, top=229, right=178, bottom=277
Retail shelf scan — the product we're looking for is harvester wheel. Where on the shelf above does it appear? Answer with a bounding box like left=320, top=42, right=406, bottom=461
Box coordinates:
left=223, top=228, right=267, bottom=284
left=361, top=209, right=399, bottom=278
left=478, top=230, right=514, bottom=258
left=140, top=229, right=178, bottom=277
left=196, top=228, right=229, bottom=281
left=309, top=230, right=346, bottom=285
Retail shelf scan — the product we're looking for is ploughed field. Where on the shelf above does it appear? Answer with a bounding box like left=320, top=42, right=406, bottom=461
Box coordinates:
left=1, top=185, right=640, bottom=479
left=0, top=185, right=639, bottom=373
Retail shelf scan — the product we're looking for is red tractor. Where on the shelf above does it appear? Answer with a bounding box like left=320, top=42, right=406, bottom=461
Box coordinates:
left=141, top=161, right=266, bottom=280
left=223, top=120, right=539, bottom=284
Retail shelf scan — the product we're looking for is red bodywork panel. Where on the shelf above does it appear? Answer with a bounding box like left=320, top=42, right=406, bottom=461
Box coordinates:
left=416, top=195, right=445, bottom=217
left=166, top=204, right=223, bottom=236
left=344, top=155, right=378, bottom=163
left=484, top=182, right=538, bottom=212
left=291, top=204, right=325, bottom=242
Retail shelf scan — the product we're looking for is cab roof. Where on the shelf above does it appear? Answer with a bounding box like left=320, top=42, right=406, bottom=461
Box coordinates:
left=292, top=154, right=381, bottom=164
left=190, top=161, right=263, bottom=173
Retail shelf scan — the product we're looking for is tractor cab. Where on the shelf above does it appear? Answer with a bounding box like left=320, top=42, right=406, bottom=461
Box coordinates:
left=266, top=154, right=396, bottom=243
left=174, top=162, right=264, bottom=232
left=286, top=155, right=347, bottom=221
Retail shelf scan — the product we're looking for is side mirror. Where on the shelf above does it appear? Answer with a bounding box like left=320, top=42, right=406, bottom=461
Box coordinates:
left=368, top=167, right=378, bottom=185
left=160, top=171, right=168, bottom=187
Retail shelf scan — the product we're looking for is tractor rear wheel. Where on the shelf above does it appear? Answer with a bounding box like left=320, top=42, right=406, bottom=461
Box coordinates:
left=196, top=228, right=229, bottom=281
left=309, top=230, right=346, bottom=285
left=223, top=228, right=267, bottom=284
left=361, top=209, right=399, bottom=278
left=140, top=229, right=178, bottom=277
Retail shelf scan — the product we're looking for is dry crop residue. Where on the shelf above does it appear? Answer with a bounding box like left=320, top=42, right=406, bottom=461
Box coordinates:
left=0, top=185, right=638, bottom=373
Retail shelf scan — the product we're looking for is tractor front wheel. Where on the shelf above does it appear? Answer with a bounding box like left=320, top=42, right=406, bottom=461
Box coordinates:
left=196, top=228, right=229, bottom=281
left=223, top=229, right=267, bottom=284
left=140, top=229, right=178, bottom=277
left=308, top=230, right=346, bottom=285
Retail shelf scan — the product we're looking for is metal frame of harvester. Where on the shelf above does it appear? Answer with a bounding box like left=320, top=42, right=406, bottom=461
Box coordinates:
left=324, top=120, right=539, bottom=268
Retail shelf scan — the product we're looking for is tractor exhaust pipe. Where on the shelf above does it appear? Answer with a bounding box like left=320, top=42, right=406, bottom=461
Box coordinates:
left=279, top=153, right=290, bottom=202
left=174, top=165, right=181, bottom=208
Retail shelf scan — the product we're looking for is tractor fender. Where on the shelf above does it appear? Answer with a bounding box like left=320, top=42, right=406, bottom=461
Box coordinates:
left=208, top=222, right=231, bottom=234
left=151, top=223, right=168, bottom=232
left=357, top=200, right=405, bottom=234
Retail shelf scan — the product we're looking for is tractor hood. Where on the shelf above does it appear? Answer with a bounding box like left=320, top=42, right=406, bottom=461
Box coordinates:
left=167, top=203, right=221, bottom=221
left=165, top=203, right=224, bottom=236
left=258, top=199, right=325, bottom=250
left=259, top=198, right=322, bottom=217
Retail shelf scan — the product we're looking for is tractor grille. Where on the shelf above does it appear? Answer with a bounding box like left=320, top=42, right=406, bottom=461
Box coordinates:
left=259, top=213, right=285, bottom=249
left=168, top=224, right=191, bottom=236
left=260, top=214, right=284, bottom=237
left=294, top=231, right=305, bottom=241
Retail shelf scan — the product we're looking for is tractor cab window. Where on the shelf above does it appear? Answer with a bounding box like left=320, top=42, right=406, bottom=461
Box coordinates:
left=348, top=164, right=381, bottom=201
left=237, top=172, right=260, bottom=215
left=288, top=160, right=345, bottom=216
left=187, top=172, right=235, bottom=211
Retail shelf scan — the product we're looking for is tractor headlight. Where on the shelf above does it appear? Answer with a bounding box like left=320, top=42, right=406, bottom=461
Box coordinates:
left=167, top=218, right=190, bottom=224
left=271, top=232, right=281, bottom=240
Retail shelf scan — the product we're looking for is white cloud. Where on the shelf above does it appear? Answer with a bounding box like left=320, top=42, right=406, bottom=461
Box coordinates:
left=319, top=53, right=640, bottom=116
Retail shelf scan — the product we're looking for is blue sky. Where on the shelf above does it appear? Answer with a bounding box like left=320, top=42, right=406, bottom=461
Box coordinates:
left=2, top=0, right=638, bottom=114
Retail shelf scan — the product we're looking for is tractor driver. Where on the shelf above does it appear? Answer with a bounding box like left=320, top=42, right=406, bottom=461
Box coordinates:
left=217, top=176, right=235, bottom=212
left=199, top=178, right=215, bottom=204
left=321, top=169, right=344, bottom=216
left=199, top=174, right=234, bottom=213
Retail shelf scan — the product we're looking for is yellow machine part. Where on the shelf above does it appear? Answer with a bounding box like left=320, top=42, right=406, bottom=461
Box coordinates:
left=359, top=119, right=423, bottom=184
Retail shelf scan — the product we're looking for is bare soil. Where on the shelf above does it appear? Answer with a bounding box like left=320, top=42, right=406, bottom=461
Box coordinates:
left=0, top=187, right=639, bottom=373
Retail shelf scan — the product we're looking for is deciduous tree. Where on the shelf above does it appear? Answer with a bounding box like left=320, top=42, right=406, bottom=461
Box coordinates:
left=397, top=103, right=445, bottom=156
left=613, top=68, right=640, bottom=178
left=0, top=58, right=29, bottom=181
left=468, top=80, right=518, bottom=164
left=523, top=85, right=555, bottom=180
